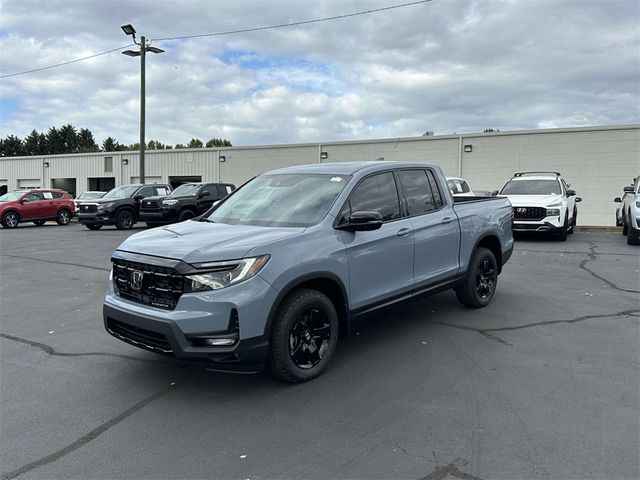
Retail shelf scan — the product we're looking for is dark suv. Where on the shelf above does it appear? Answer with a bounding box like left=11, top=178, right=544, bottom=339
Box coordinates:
left=77, top=184, right=171, bottom=230
left=0, top=189, right=75, bottom=229
left=140, top=182, right=235, bottom=227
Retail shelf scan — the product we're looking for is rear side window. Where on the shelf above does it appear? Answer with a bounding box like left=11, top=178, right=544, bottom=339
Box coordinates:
left=397, top=170, right=436, bottom=215
left=154, top=186, right=170, bottom=196
left=51, top=191, right=63, bottom=199
left=426, top=171, right=443, bottom=208
left=349, top=172, right=400, bottom=222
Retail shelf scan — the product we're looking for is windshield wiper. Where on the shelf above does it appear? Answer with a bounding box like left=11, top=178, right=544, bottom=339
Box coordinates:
left=199, top=217, right=215, bottom=223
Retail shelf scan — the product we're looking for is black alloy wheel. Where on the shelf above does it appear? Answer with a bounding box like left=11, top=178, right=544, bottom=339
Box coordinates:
left=269, top=288, right=338, bottom=383
left=116, top=210, right=135, bottom=230
left=178, top=210, right=195, bottom=222
left=56, top=209, right=71, bottom=225
left=456, top=247, right=498, bottom=308
left=475, top=257, right=497, bottom=300
left=2, top=211, right=19, bottom=229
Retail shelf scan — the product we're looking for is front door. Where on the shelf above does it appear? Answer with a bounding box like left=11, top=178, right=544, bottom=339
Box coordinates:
left=20, top=192, right=47, bottom=219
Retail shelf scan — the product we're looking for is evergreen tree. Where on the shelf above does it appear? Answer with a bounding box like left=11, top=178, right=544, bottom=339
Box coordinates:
left=174, top=144, right=185, bottom=149
left=187, top=138, right=203, bottom=148
left=59, top=124, right=78, bottom=153
left=23, top=130, right=42, bottom=156
left=46, top=127, right=65, bottom=154
left=102, top=137, right=119, bottom=152
left=0, top=135, right=24, bottom=156
left=206, top=138, right=233, bottom=147
left=77, top=128, right=99, bottom=152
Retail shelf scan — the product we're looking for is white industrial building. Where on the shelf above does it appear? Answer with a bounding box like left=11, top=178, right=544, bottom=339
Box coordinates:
left=0, top=124, right=638, bottom=226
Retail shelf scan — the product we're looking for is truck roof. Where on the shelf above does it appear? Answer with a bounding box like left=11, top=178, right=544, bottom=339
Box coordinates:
left=268, top=161, right=439, bottom=176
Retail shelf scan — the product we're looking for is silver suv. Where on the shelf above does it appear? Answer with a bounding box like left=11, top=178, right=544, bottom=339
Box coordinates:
left=615, top=176, right=640, bottom=245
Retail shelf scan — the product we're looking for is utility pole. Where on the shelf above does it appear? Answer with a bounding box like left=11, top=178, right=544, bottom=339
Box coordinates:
left=121, top=25, right=164, bottom=184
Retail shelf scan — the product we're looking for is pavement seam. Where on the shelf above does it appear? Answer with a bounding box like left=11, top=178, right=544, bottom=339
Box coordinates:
left=0, top=381, right=189, bottom=480
left=0, top=254, right=111, bottom=272
left=0, top=332, right=178, bottom=365
left=578, top=243, right=640, bottom=294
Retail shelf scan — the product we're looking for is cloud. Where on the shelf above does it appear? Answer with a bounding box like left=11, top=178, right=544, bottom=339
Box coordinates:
left=0, top=0, right=638, bottom=147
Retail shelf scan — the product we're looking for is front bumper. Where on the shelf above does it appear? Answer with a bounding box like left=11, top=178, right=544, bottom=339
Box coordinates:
left=140, top=209, right=178, bottom=224
left=78, top=212, right=113, bottom=224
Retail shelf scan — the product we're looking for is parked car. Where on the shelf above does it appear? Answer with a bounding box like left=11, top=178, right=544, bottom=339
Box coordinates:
left=0, top=189, right=74, bottom=229
left=496, top=171, right=581, bottom=241
left=615, top=176, right=640, bottom=245
left=74, top=191, right=105, bottom=211
left=140, top=182, right=236, bottom=227
left=104, top=161, right=514, bottom=382
left=446, top=176, right=475, bottom=197
left=77, top=183, right=171, bottom=230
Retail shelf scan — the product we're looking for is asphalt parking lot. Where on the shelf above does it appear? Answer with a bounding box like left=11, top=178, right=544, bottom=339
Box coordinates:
left=1, top=223, right=638, bottom=480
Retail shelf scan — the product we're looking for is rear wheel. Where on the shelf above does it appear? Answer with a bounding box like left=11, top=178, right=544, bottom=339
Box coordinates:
left=56, top=209, right=71, bottom=226
left=115, top=209, right=135, bottom=230
left=85, top=223, right=102, bottom=230
left=268, top=288, right=338, bottom=383
left=2, top=211, right=19, bottom=229
left=33, top=220, right=46, bottom=226
left=455, top=247, right=498, bottom=308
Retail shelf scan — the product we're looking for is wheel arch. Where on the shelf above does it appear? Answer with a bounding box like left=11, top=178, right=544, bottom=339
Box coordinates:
left=473, top=233, right=503, bottom=274
left=265, top=273, right=350, bottom=339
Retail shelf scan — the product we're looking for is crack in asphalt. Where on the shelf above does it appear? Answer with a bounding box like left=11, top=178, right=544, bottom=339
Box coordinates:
left=0, top=333, right=179, bottom=366
left=0, top=380, right=188, bottom=480
left=418, top=457, right=482, bottom=480
left=578, top=244, right=640, bottom=294
left=438, top=309, right=640, bottom=345
left=517, top=248, right=638, bottom=257
left=0, top=254, right=110, bottom=272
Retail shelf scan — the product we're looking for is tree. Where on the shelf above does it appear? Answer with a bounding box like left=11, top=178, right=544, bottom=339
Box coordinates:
left=147, top=140, right=167, bottom=150
left=206, top=137, right=233, bottom=147
left=0, top=135, right=24, bottom=156
left=77, top=128, right=99, bottom=153
left=174, top=143, right=185, bottom=149
left=187, top=138, right=203, bottom=148
left=102, top=137, right=119, bottom=152
left=46, top=127, right=65, bottom=154
left=24, top=130, right=44, bottom=156
left=483, top=128, right=500, bottom=133
left=59, top=124, right=78, bottom=153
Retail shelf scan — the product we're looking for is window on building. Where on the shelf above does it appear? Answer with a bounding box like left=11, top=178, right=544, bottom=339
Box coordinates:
left=104, top=157, right=113, bottom=173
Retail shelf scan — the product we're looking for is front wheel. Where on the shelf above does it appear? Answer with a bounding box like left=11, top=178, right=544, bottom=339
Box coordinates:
left=2, top=211, right=19, bottom=229
left=455, top=247, right=498, bottom=308
left=56, top=209, right=72, bottom=226
left=556, top=215, right=568, bottom=241
left=568, top=209, right=576, bottom=234
left=115, top=210, right=135, bottom=230
left=268, top=288, right=339, bottom=383
left=178, top=209, right=195, bottom=222
left=627, top=214, right=639, bottom=245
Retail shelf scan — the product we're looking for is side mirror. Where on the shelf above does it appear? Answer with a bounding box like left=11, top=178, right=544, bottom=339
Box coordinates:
left=20, top=198, right=30, bottom=204
left=575, top=197, right=582, bottom=203
left=623, top=185, right=635, bottom=193
left=133, top=194, right=145, bottom=201
left=491, top=190, right=499, bottom=196
left=614, top=197, right=622, bottom=203
left=336, top=211, right=383, bottom=232
left=566, top=189, right=576, bottom=197
left=199, top=190, right=210, bottom=198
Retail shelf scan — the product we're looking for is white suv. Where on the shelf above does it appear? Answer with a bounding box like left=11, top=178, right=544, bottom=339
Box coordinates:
left=498, top=171, right=581, bottom=241
left=615, top=176, right=640, bottom=245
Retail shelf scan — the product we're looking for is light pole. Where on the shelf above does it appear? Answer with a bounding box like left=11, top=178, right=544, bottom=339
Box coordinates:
left=121, top=24, right=164, bottom=184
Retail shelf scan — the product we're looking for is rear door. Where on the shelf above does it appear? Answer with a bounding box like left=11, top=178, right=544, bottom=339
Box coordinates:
left=397, top=169, right=461, bottom=289
left=42, top=191, right=60, bottom=217
left=196, top=184, right=219, bottom=212
left=337, top=171, right=414, bottom=311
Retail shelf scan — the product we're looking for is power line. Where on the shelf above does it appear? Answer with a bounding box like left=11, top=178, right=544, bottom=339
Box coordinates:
left=0, top=44, right=135, bottom=79
left=0, top=0, right=432, bottom=79
left=152, top=0, right=432, bottom=42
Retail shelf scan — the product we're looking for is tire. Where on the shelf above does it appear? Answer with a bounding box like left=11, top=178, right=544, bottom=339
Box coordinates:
left=268, top=288, right=339, bottom=383
left=178, top=209, right=195, bottom=222
left=115, top=209, right=135, bottom=230
left=622, top=220, right=628, bottom=236
left=567, top=209, right=576, bottom=234
left=627, top=214, right=639, bottom=245
left=556, top=215, right=568, bottom=241
left=85, top=223, right=102, bottom=230
left=33, top=220, right=46, bottom=226
left=2, top=211, right=20, bottom=229
left=455, top=247, right=498, bottom=308
left=56, top=209, right=71, bottom=226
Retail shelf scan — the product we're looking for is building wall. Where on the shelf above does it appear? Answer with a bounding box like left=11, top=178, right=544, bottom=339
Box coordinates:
left=1, top=124, right=638, bottom=226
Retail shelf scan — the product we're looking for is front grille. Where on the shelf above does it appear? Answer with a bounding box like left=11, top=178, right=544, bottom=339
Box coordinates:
left=141, top=200, right=160, bottom=210
left=112, top=258, right=183, bottom=310
left=80, top=204, right=97, bottom=213
left=107, top=318, right=172, bottom=353
left=514, top=206, right=546, bottom=221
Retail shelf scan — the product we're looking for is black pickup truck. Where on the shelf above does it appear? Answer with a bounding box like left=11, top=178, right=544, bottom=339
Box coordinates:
left=140, top=182, right=236, bottom=227
left=77, top=184, right=171, bottom=230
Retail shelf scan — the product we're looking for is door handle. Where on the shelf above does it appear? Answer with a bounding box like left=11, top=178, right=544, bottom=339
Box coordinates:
left=441, top=217, right=453, bottom=224
left=396, top=228, right=411, bottom=237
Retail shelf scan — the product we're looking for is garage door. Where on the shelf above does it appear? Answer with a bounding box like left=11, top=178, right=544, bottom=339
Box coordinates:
left=18, top=179, right=40, bottom=189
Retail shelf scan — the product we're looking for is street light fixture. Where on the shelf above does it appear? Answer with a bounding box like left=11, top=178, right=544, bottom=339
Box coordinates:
left=120, top=24, right=164, bottom=184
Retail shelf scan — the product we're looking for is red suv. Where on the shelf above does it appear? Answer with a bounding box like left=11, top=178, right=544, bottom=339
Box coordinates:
left=0, top=189, right=75, bottom=229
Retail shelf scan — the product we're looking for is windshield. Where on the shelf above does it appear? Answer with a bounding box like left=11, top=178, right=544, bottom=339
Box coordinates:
left=170, top=184, right=200, bottom=196
left=0, top=191, right=24, bottom=202
left=102, top=185, right=140, bottom=199
left=206, top=173, right=350, bottom=227
left=500, top=179, right=561, bottom=195
left=78, top=192, right=104, bottom=200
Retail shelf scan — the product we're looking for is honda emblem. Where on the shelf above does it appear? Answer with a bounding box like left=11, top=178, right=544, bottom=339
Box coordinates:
left=129, top=270, right=143, bottom=291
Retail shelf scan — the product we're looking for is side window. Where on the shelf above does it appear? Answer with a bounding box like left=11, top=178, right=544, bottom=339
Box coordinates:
left=426, top=171, right=443, bottom=208
left=155, top=186, right=169, bottom=196
left=42, top=191, right=54, bottom=200
left=26, top=192, right=42, bottom=201
left=136, top=187, right=154, bottom=198
left=51, top=191, right=63, bottom=199
left=349, top=172, right=400, bottom=222
left=397, top=170, right=435, bottom=215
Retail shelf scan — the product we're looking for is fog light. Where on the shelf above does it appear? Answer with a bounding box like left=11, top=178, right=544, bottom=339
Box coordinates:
left=204, top=338, right=236, bottom=346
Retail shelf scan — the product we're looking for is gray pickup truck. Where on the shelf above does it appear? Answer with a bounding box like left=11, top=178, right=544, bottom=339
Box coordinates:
left=104, top=162, right=514, bottom=382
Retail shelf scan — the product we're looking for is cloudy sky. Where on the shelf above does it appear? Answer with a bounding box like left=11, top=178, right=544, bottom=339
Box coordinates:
left=0, top=0, right=638, bottom=147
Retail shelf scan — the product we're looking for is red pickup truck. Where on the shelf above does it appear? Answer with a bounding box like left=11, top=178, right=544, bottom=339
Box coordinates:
left=0, top=189, right=75, bottom=229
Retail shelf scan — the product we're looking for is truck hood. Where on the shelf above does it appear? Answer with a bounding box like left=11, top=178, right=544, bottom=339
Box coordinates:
left=503, top=194, right=564, bottom=207
left=116, top=220, right=305, bottom=264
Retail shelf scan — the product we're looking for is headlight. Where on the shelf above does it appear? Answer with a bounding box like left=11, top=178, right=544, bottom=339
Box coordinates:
left=547, top=202, right=563, bottom=207
left=185, top=255, right=270, bottom=292
left=162, top=199, right=179, bottom=205
left=97, top=202, right=114, bottom=210
left=546, top=208, right=560, bottom=216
